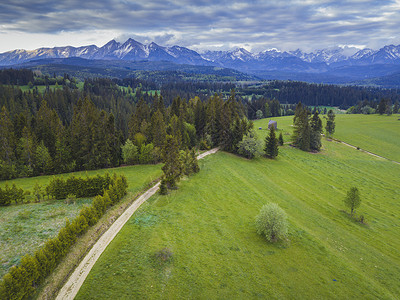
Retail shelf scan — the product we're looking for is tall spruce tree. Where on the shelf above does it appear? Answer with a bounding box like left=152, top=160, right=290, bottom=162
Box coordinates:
left=161, top=135, right=181, bottom=189
left=325, top=109, right=336, bottom=138
left=292, top=103, right=311, bottom=151
left=264, top=126, right=279, bottom=158
left=310, top=111, right=323, bottom=151
left=151, top=109, right=166, bottom=148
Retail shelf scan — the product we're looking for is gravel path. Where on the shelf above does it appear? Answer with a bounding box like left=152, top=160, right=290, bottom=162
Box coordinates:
left=56, top=148, right=219, bottom=300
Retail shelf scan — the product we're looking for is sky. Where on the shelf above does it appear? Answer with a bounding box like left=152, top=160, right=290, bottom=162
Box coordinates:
left=0, top=0, right=400, bottom=54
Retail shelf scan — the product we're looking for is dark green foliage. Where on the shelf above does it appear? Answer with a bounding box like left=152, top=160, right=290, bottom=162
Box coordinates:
left=264, top=126, right=279, bottom=159
left=310, top=112, right=323, bottom=151
left=46, top=173, right=112, bottom=200
left=325, top=109, right=336, bottom=137
left=377, top=98, right=388, bottom=115
left=344, top=187, right=361, bottom=216
left=278, top=132, right=284, bottom=146
left=0, top=174, right=128, bottom=299
left=189, top=149, right=200, bottom=174
left=0, top=184, right=25, bottom=206
left=393, top=100, right=399, bottom=114
left=162, top=135, right=181, bottom=189
left=180, top=149, right=200, bottom=176
left=159, top=178, right=168, bottom=195
left=292, top=103, right=323, bottom=152
left=292, top=103, right=311, bottom=151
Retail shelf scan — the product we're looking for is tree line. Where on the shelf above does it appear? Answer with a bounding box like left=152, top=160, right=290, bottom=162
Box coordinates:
left=0, top=85, right=254, bottom=180
left=240, top=80, right=400, bottom=110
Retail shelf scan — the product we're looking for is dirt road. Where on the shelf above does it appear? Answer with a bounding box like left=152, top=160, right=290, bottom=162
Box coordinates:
left=336, top=139, right=400, bottom=165
left=56, top=148, right=219, bottom=300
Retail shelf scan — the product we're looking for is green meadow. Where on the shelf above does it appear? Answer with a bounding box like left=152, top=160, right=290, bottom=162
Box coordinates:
left=76, top=125, right=400, bottom=298
left=255, top=113, right=400, bottom=162
left=334, top=114, right=400, bottom=162
left=0, top=164, right=162, bottom=278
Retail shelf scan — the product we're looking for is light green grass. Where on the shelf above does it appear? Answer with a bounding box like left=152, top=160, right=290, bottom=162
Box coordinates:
left=18, top=85, right=63, bottom=93
left=255, top=114, right=400, bottom=162
left=77, top=140, right=400, bottom=299
left=0, top=164, right=162, bottom=278
left=334, top=114, right=400, bottom=162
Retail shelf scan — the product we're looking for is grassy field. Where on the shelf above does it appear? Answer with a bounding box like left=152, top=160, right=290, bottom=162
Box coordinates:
left=0, top=164, right=162, bottom=278
left=255, top=114, right=400, bottom=162
left=77, top=133, right=400, bottom=298
left=334, top=114, right=400, bottom=162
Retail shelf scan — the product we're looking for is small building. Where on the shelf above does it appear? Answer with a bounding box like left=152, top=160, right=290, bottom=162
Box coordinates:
left=268, top=120, right=277, bottom=130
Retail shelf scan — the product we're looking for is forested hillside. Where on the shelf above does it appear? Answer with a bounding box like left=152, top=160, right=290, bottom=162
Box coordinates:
left=1, top=69, right=399, bottom=180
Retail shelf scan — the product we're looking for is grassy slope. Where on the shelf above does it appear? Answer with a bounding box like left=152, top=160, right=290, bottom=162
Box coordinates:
left=334, top=114, right=400, bottom=162
left=77, top=137, right=400, bottom=298
left=0, top=164, right=162, bottom=278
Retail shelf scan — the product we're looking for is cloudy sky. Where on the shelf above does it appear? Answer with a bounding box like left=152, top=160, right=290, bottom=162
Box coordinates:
left=0, top=0, right=399, bottom=53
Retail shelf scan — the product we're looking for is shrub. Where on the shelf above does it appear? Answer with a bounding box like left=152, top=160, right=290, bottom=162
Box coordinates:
left=0, top=184, right=25, bottom=206
left=255, top=203, right=288, bottom=242
left=238, top=131, right=262, bottom=159
left=155, top=247, right=173, bottom=264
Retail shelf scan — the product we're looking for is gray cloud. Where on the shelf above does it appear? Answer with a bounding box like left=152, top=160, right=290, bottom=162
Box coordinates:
left=0, top=0, right=399, bottom=52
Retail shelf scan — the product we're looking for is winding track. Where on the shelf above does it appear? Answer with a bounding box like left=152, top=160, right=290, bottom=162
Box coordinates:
left=56, top=148, right=219, bottom=300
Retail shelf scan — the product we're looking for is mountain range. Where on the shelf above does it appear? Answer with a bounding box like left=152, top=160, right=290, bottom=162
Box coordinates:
left=2, top=38, right=400, bottom=86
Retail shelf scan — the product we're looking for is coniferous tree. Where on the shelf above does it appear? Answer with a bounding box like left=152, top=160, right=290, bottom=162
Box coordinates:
left=264, top=126, right=279, bottom=158
left=189, top=148, right=200, bottom=174
left=278, top=132, right=284, bottom=146
left=150, top=109, right=166, bottom=148
left=310, top=111, right=323, bottom=151
left=17, top=126, right=36, bottom=175
left=393, top=100, right=399, bottom=114
left=377, top=98, right=388, bottom=115
left=168, top=114, right=182, bottom=149
left=161, top=135, right=181, bottom=189
left=159, top=177, right=168, bottom=195
left=194, top=98, right=206, bottom=139
left=292, top=103, right=311, bottom=151
left=325, top=109, right=336, bottom=138
left=0, top=106, right=16, bottom=164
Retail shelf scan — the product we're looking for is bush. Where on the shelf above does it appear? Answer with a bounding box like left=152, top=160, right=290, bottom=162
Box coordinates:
left=255, top=203, right=288, bottom=242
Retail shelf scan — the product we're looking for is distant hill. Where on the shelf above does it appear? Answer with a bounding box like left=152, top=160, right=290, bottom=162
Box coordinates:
left=6, top=57, right=258, bottom=81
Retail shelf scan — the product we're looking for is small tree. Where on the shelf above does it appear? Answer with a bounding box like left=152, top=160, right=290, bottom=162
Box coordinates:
left=343, top=187, right=361, bottom=216
left=264, top=126, right=279, bottom=158
left=255, top=203, right=288, bottom=242
left=121, top=139, right=138, bottom=165
left=256, top=110, right=263, bottom=119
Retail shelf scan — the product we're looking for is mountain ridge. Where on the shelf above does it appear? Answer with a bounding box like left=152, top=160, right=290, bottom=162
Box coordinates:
left=2, top=39, right=400, bottom=87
